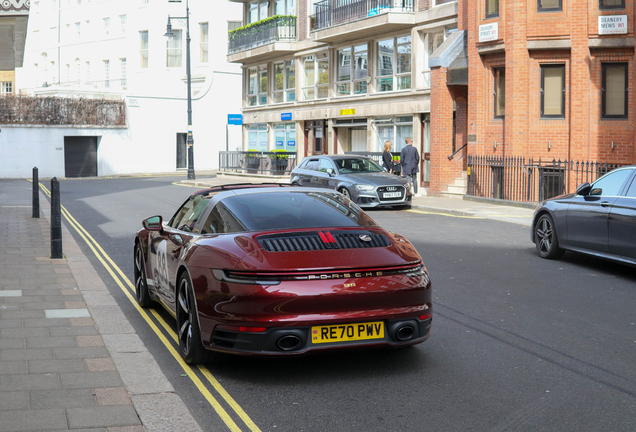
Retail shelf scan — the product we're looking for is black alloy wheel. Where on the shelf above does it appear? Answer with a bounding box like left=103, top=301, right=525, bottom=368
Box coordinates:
left=339, top=187, right=351, bottom=199
left=535, top=214, right=564, bottom=259
left=177, top=274, right=210, bottom=365
left=134, top=244, right=152, bottom=308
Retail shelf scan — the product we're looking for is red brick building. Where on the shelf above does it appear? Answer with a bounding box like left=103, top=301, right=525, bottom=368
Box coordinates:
left=430, top=0, right=636, bottom=199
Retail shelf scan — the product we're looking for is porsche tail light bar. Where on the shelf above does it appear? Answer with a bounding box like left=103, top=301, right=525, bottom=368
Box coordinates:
left=216, top=325, right=267, bottom=333
left=212, top=263, right=428, bottom=284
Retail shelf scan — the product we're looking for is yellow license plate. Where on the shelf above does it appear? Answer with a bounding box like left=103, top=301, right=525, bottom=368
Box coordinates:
left=311, top=321, right=384, bottom=344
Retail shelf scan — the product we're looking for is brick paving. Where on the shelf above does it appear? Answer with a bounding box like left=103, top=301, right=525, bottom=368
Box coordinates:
left=0, top=202, right=142, bottom=432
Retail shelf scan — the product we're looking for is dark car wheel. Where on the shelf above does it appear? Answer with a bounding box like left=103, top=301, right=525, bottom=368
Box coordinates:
left=134, top=244, right=152, bottom=308
left=177, top=274, right=211, bottom=365
left=339, top=187, right=351, bottom=199
left=535, top=214, right=565, bottom=259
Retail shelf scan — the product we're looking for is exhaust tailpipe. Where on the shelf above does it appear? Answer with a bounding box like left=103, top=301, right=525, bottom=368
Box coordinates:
left=395, top=325, right=415, bottom=341
left=277, top=334, right=302, bottom=351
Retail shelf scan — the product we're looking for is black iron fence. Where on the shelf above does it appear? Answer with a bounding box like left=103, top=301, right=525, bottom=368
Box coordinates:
left=467, top=155, right=623, bottom=203
left=228, top=16, right=296, bottom=54
left=314, top=0, right=414, bottom=31
left=219, top=151, right=298, bottom=176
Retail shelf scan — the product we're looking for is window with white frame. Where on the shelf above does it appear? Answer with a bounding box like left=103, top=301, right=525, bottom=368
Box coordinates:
left=247, top=65, right=267, bottom=106
left=120, top=15, right=126, bottom=33
left=248, top=124, right=268, bottom=151
left=166, top=29, right=182, bottom=67
left=85, top=61, right=90, bottom=82
left=65, top=64, right=70, bottom=82
left=104, top=60, right=110, bottom=87
left=249, top=1, right=270, bottom=23
left=120, top=58, right=127, bottom=87
left=302, top=52, right=328, bottom=100
left=140, top=31, right=148, bottom=68
left=50, top=61, right=56, bottom=84
left=1, top=82, right=13, bottom=96
left=275, top=0, right=295, bottom=15
left=200, top=23, right=208, bottom=63
left=75, top=58, right=80, bottom=83
left=75, top=22, right=80, bottom=39
left=103, top=17, right=110, bottom=35
left=273, top=60, right=295, bottom=103
left=336, top=44, right=367, bottom=96
left=376, top=35, right=411, bottom=92
left=41, top=53, right=48, bottom=85
left=423, top=31, right=444, bottom=88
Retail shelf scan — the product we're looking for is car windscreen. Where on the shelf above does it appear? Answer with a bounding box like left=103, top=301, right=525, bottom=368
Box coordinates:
left=334, top=158, right=384, bottom=174
left=221, top=191, right=377, bottom=231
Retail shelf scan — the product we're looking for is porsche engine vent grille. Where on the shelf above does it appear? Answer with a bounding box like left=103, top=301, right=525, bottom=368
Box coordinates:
left=258, top=231, right=390, bottom=252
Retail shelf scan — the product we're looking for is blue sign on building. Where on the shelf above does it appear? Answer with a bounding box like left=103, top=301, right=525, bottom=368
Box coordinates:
left=288, top=141, right=296, bottom=147
left=228, top=114, right=243, bottom=125
left=281, top=112, right=292, bottom=121
left=276, top=141, right=284, bottom=149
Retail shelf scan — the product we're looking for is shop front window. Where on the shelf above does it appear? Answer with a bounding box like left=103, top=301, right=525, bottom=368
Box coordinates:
left=274, top=123, right=296, bottom=151
left=248, top=124, right=268, bottom=151
left=375, top=116, right=413, bottom=152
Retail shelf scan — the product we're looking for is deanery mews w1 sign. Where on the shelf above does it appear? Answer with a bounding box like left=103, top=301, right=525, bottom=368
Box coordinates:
left=598, top=15, right=627, bottom=35
left=479, top=23, right=498, bottom=43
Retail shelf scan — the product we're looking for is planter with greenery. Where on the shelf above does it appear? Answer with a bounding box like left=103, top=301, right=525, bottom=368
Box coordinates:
left=269, top=149, right=289, bottom=174
left=245, top=149, right=261, bottom=173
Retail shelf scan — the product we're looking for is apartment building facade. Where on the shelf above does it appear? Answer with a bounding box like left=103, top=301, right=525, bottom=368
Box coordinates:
left=228, top=0, right=460, bottom=191
left=7, top=0, right=242, bottom=178
left=429, top=0, right=636, bottom=196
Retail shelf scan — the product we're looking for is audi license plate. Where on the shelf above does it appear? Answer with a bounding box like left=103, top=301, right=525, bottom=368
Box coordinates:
left=383, top=192, right=401, bottom=198
left=311, top=321, right=384, bottom=344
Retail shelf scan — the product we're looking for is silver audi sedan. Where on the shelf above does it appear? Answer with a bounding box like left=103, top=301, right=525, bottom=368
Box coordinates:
left=290, top=155, right=411, bottom=209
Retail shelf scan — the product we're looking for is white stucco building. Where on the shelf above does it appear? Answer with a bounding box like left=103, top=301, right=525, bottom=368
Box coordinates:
left=4, top=0, right=242, bottom=178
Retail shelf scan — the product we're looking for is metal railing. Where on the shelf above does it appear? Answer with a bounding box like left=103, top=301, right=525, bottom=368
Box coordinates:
left=228, top=16, right=296, bottom=54
left=467, top=155, right=623, bottom=203
left=314, top=0, right=414, bottom=30
left=219, top=151, right=298, bottom=176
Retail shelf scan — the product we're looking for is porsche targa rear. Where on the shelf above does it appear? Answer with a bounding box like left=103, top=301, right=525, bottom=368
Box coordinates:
left=134, top=184, right=432, bottom=365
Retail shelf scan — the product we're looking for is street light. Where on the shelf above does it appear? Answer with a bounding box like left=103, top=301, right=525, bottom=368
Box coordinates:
left=165, top=0, right=195, bottom=180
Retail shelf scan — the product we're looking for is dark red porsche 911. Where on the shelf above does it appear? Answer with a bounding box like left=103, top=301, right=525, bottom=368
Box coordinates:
left=133, top=184, right=432, bottom=365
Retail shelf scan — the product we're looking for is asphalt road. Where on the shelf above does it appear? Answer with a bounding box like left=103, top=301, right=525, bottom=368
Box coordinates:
left=51, top=175, right=636, bottom=432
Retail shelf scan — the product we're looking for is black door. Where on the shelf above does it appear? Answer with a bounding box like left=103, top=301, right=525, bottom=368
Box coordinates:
left=176, top=133, right=187, bottom=169
left=64, top=136, right=98, bottom=177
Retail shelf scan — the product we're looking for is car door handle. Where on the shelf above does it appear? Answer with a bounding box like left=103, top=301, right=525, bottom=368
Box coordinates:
left=600, top=201, right=610, bottom=207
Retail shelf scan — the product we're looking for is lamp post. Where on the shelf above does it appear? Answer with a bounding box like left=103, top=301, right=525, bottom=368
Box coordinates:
left=165, top=0, right=195, bottom=180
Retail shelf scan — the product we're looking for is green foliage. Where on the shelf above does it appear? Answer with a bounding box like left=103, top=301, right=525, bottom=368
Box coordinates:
left=392, top=155, right=401, bottom=162
left=270, top=149, right=290, bottom=160
left=246, top=149, right=260, bottom=158
left=228, top=15, right=296, bottom=42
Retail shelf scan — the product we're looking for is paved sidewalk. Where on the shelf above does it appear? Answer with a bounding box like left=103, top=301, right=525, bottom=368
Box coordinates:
left=0, top=180, right=202, bottom=432
left=182, top=173, right=537, bottom=227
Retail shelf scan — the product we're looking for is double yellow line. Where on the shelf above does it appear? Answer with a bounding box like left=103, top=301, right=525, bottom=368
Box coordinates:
left=37, top=182, right=260, bottom=432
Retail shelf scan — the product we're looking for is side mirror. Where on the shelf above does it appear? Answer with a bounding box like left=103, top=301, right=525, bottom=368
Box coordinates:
left=142, top=215, right=163, bottom=231
left=576, top=182, right=592, bottom=196
left=327, top=168, right=335, bottom=177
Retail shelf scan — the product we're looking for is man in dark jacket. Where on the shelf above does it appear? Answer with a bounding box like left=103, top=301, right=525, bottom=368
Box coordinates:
left=400, top=137, right=420, bottom=195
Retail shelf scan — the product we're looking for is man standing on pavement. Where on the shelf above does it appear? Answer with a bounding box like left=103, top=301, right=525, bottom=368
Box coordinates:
left=400, top=137, right=421, bottom=196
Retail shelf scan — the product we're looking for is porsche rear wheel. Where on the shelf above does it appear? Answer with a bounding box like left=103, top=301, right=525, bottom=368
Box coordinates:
left=535, top=214, right=564, bottom=259
left=134, top=244, right=152, bottom=308
left=177, top=274, right=210, bottom=365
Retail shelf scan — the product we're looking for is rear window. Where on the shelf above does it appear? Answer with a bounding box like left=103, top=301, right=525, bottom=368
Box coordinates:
left=221, top=191, right=377, bottom=231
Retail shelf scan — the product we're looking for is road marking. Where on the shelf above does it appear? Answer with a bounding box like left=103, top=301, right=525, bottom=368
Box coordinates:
left=172, top=181, right=207, bottom=188
left=407, top=209, right=485, bottom=219
left=37, top=182, right=259, bottom=432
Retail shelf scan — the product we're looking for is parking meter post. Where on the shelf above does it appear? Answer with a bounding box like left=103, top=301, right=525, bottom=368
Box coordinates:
left=50, top=177, right=63, bottom=259
left=32, top=167, right=40, bottom=218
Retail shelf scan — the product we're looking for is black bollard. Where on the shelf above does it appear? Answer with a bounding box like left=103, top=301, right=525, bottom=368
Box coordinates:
left=32, top=167, right=40, bottom=218
left=50, top=177, right=63, bottom=259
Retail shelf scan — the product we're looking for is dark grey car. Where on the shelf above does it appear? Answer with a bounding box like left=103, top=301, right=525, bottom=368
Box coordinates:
left=531, top=165, right=636, bottom=266
left=290, top=155, right=411, bottom=209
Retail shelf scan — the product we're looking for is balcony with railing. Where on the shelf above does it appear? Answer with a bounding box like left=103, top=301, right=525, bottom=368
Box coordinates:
left=312, top=0, right=414, bottom=42
left=228, top=16, right=297, bottom=62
